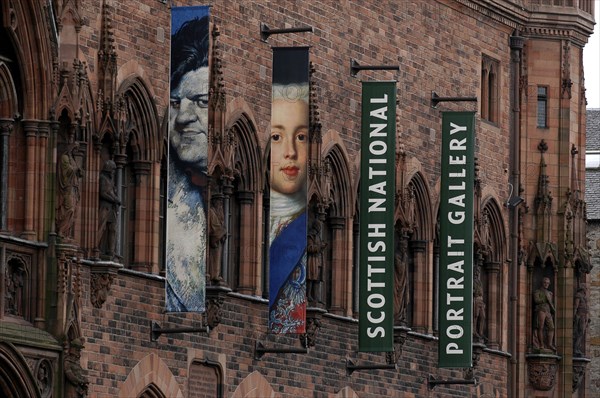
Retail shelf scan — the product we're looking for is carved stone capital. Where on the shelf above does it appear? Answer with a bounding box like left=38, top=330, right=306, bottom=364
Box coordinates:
left=526, top=353, right=560, bottom=391
left=90, top=273, right=114, bottom=309
left=203, top=285, right=231, bottom=329
left=572, top=357, right=590, bottom=392
left=88, top=260, right=122, bottom=309
left=301, top=307, right=327, bottom=348
left=386, top=326, right=409, bottom=365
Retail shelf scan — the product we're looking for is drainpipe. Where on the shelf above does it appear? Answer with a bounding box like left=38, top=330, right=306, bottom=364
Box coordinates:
left=509, top=31, right=524, bottom=398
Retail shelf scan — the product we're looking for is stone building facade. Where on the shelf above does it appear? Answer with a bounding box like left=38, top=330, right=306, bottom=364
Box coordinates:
left=0, top=0, right=595, bottom=397
left=585, top=108, right=600, bottom=390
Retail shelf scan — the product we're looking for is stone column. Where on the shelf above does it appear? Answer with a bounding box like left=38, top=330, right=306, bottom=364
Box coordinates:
left=113, top=153, right=126, bottom=260
left=485, top=260, right=501, bottom=349
left=130, top=160, right=151, bottom=272
left=221, top=177, right=233, bottom=286
left=36, top=121, right=50, bottom=235
left=328, top=216, right=345, bottom=314
left=0, top=118, right=14, bottom=231
left=22, top=120, right=38, bottom=239
left=236, top=189, right=255, bottom=295
left=410, top=239, right=428, bottom=332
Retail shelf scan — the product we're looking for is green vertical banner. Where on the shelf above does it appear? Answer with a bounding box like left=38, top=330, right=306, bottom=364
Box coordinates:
left=438, top=111, right=475, bottom=368
left=359, top=81, right=396, bottom=352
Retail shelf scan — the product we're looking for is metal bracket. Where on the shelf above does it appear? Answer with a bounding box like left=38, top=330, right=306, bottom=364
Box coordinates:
left=151, top=321, right=210, bottom=342
left=254, top=341, right=308, bottom=360
left=427, top=374, right=477, bottom=390
left=350, top=59, right=400, bottom=77
left=431, top=91, right=478, bottom=108
left=260, top=23, right=313, bottom=42
left=346, top=358, right=397, bottom=376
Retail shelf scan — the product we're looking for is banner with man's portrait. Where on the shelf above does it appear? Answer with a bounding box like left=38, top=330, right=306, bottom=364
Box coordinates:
left=268, top=47, right=309, bottom=334
left=165, top=6, right=210, bottom=313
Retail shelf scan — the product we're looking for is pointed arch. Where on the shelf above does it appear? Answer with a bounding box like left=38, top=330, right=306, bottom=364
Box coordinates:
left=478, top=197, right=507, bottom=349
left=118, top=353, right=183, bottom=398
left=118, top=76, right=160, bottom=162
left=0, top=342, right=41, bottom=398
left=400, top=170, right=435, bottom=331
left=1, top=0, right=55, bottom=120
left=230, top=112, right=262, bottom=191
left=0, top=60, right=17, bottom=230
left=321, top=132, right=354, bottom=315
left=481, top=197, right=506, bottom=263
left=114, top=76, right=161, bottom=270
left=405, top=171, right=434, bottom=241
left=322, top=130, right=353, bottom=217
left=138, top=383, right=166, bottom=398
left=0, top=61, right=18, bottom=117
left=231, top=371, right=275, bottom=398
left=227, top=110, right=264, bottom=295
left=324, top=144, right=352, bottom=218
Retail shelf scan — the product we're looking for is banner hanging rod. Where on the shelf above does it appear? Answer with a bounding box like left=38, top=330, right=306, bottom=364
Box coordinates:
left=431, top=91, right=478, bottom=108
left=350, top=59, right=400, bottom=77
left=260, top=23, right=314, bottom=41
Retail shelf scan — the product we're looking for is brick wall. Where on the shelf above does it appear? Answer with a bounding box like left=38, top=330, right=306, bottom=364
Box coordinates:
left=63, top=0, right=586, bottom=396
left=80, top=266, right=508, bottom=397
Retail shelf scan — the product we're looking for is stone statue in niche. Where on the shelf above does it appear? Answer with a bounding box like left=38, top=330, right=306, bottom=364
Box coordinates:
left=573, top=286, right=589, bottom=357
left=64, top=338, right=88, bottom=398
left=307, top=219, right=327, bottom=305
left=56, top=142, right=83, bottom=240
left=97, top=160, right=120, bottom=259
left=533, top=276, right=556, bottom=352
left=393, top=234, right=409, bottom=325
left=472, top=261, right=486, bottom=342
left=4, top=265, right=24, bottom=316
left=208, top=197, right=227, bottom=285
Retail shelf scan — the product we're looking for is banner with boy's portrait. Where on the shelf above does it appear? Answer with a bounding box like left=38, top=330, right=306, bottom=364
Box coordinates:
left=165, top=5, right=210, bottom=313
left=268, top=47, right=309, bottom=334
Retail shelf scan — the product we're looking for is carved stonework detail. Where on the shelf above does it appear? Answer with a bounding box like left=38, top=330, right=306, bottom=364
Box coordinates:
left=562, top=78, right=573, bottom=99
left=64, top=338, right=89, bottom=398
left=36, top=359, right=53, bottom=398
left=203, top=286, right=230, bottom=329
left=573, top=286, right=589, bottom=357
left=90, top=272, right=114, bottom=309
left=572, top=358, right=590, bottom=392
left=532, top=277, right=556, bottom=353
left=385, top=326, right=409, bottom=365
left=393, top=232, right=409, bottom=326
left=4, top=259, right=26, bottom=317
left=301, top=308, right=326, bottom=349
left=527, top=355, right=559, bottom=391
left=203, top=296, right=224, bottom=330
left=307, top=219, right=327, bottom=306
left=303, top=316, right=321, bottom=348
left=56, top=142, right=83, bottom=240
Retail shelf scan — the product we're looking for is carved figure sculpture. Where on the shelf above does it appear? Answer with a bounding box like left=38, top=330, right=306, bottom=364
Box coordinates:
left=533, top=277, right=556, bottom=351
left=97, top=160, right=120, bottom=259
left=306, top=219, right=327, bottom=305
left=57, top=143, right=82, bottom=239
left=473, top=263, right=486, bottom=341
left=573, top=286, right=589, bottom=357
left=393, top=236, right=409, bottom=325
left=208, top=198, right=227, bottom=285
left=64, top=338, right=88, bottom=398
